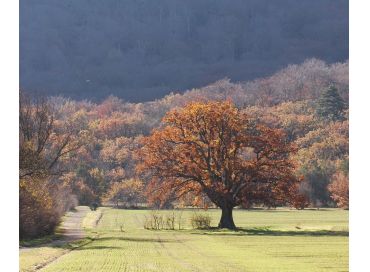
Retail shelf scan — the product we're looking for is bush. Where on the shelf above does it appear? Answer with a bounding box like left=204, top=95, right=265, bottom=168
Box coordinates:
left=19, top=179, right=76, bottom=239
left=176, top=211, right=184, bottom=230
left=143, top=210, right=183, bottom=230
left=190, top=213, right=212, bottom=229
left=90, top=202, right=99, bottom=211
left=165, top=212, right=176, bottom=230
left=328, top=172, right=349, bottom=209
left=144, top=211, right=164, bottom=230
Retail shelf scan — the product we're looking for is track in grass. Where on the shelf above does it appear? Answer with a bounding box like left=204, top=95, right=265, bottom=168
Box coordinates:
left=19, top=206, right=98, bottom=272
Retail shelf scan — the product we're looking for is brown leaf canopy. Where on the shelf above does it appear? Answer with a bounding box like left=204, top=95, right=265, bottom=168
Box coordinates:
left=137, top=101, right=301, bottom=208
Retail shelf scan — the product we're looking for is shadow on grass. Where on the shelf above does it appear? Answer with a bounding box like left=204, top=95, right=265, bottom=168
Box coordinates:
left=236, top=208, right=336, bottom=213
left=20, top=234, right=64, bottom=247
left=76, top=245, right=124, bottom=250
left=21, top=235, right=178, bottom=252
left=90, top=236, right=179, bottom=243
left=192, top=227, right=348, bottom=237
left=71, top=235, right=182, bottom=251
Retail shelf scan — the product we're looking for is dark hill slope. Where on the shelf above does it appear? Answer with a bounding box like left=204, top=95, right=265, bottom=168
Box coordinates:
left=20, top=0, right=348, bottom=102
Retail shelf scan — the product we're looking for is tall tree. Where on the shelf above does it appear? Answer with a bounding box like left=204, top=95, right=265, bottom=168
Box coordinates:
left=316, top=85, right=346, bottom=121
left=19, top=91, right=88, bottom=238
left=19, top=91, right=87, bottom=179
left=137, top=101, right=302, bottom=229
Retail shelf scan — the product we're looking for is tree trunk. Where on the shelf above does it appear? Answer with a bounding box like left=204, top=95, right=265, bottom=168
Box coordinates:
left=218, top=206, right=236, bottom=229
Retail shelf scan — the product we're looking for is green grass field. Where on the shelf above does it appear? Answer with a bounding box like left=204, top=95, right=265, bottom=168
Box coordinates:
left=21, top=207, right=348, bottom=272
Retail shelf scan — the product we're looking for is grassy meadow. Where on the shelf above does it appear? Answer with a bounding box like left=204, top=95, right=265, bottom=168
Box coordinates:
left=20, top=207, right=348, bottom=272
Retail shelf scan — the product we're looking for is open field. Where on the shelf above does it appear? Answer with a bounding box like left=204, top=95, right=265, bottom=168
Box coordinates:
left=20, top=207, right=348, bottom=272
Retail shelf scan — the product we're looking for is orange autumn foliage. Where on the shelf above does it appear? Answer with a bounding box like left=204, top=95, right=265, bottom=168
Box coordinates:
left=328, top=172, right=349, bottom=209
left=103, top=179, right=144, bottom=207
left=137, top=101, right=304, bottom=228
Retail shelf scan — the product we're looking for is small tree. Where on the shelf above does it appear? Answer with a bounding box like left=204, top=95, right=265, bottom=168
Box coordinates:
left=316, top=85, right=346, bottom=121
left=137, top=101, right=303, bottom=229
left=328, top=172, right=349, bottom=209
left=103, top=179, right=144, bottom=207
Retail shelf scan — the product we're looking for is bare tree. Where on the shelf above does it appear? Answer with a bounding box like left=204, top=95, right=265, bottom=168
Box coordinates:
left=19, top=91, right=85, bottom=179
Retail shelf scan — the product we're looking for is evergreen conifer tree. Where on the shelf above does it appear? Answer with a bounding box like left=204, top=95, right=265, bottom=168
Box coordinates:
left=316, top=85, right=345, bottom=121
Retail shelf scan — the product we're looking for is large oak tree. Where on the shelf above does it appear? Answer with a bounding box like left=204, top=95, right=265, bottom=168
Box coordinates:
left=137, top=101, right=303, bottom=229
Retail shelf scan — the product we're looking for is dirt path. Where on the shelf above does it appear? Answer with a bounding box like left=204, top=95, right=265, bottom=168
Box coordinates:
left=19, top=206, right=93, bottom=271
left=57, top=206, right=90, bottom=242
left=20, top=206, right=91, bottom=251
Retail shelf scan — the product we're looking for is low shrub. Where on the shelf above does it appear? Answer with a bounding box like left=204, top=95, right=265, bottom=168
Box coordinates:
left=19, top=178, right=77, bottom=239
left=165, top=212, right=176, bottom=230
left=144, top=211, right=164, bottom=230
left=176, top=211, right=184, bottom=230
left=190, top=213, right=212, bottom=229
left=143, top=210, right=183, bottom=230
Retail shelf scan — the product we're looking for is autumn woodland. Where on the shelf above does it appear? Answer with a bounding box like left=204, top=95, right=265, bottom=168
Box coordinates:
left=20, top=59, right=348, bottom=239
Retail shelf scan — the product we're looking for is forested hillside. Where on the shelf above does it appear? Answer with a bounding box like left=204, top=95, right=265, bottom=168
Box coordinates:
left=20, top=0, right=348, bottom=101
left=20, top=59, right=348, bottom=238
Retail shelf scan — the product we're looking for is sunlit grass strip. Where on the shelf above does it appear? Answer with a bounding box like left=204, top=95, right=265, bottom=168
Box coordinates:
left=39, top=208, right=348, bottom=272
